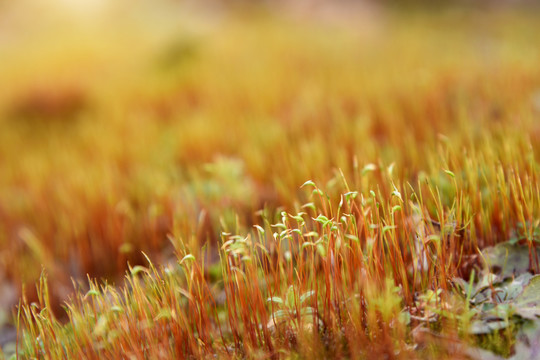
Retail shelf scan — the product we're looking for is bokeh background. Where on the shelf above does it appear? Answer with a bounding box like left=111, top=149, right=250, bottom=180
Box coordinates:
left=1, top=0, right=540, bottom=348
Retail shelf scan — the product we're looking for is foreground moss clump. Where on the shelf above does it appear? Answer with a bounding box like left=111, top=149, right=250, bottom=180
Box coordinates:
left=18, top=176, right=540, bottom=358
left=1, top=3, right=540, bottom=359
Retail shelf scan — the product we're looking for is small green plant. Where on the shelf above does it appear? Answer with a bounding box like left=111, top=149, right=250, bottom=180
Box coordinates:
left=267, top=286, right=320, bottom=333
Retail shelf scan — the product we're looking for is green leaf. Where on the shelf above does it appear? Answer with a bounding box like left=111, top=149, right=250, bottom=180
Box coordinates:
left=271, top=310, right=291, bottom=321
left=300, top=291, right=315, bottom=304
left=267, top=297, right=284, bottom=305
left=302, top=202, right=316, bottom=211
left=254, top=225, right=265, bottom=234
left=300, top=307, right=316, bottom=316
left=312, top=189, right=324, bottom=196
left=514, top=275, right=540, bottom=320
left=154, top=309, right=172, bottom=321
left=85, top=289, right=99, bottom=298
left=469, top=319, right=509, bottom=334
left=444, top=169, right=455, bottom=178
left=399, top=310, right=411, bottom=326
left=387, top=163, right=395, bottom=176
left=511, top=321, right=540, bottom=360
left=345, top=234, right=359, bottom=243
left=130, top=265, right=148, bottom=276
left=361, top=164, right=377, bottom=176
left=271, top=223, right=287, bottom=230
left=179, top=254, right=195, bottom=264
left=382, top=225, right=397, bottom=236
left=286, top=286, right=295, bottom=309
left=111, top=306, right=123, bottom=313
left=291, top=215, right=304, bottom=223
left=301, top=180, right=316, bottom=188
left=344, top=191, right=358, bottom=200
left=498, top=273, right=533, bottom=302
left=316, top=243, right=327, bottom=257
left=314, top=215, right=330, bottom=224
left=482, top=243, right=540, bottom=278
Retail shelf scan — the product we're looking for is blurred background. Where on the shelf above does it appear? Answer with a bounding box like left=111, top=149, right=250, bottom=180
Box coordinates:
left=1, top=0, right=540, bottom=347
